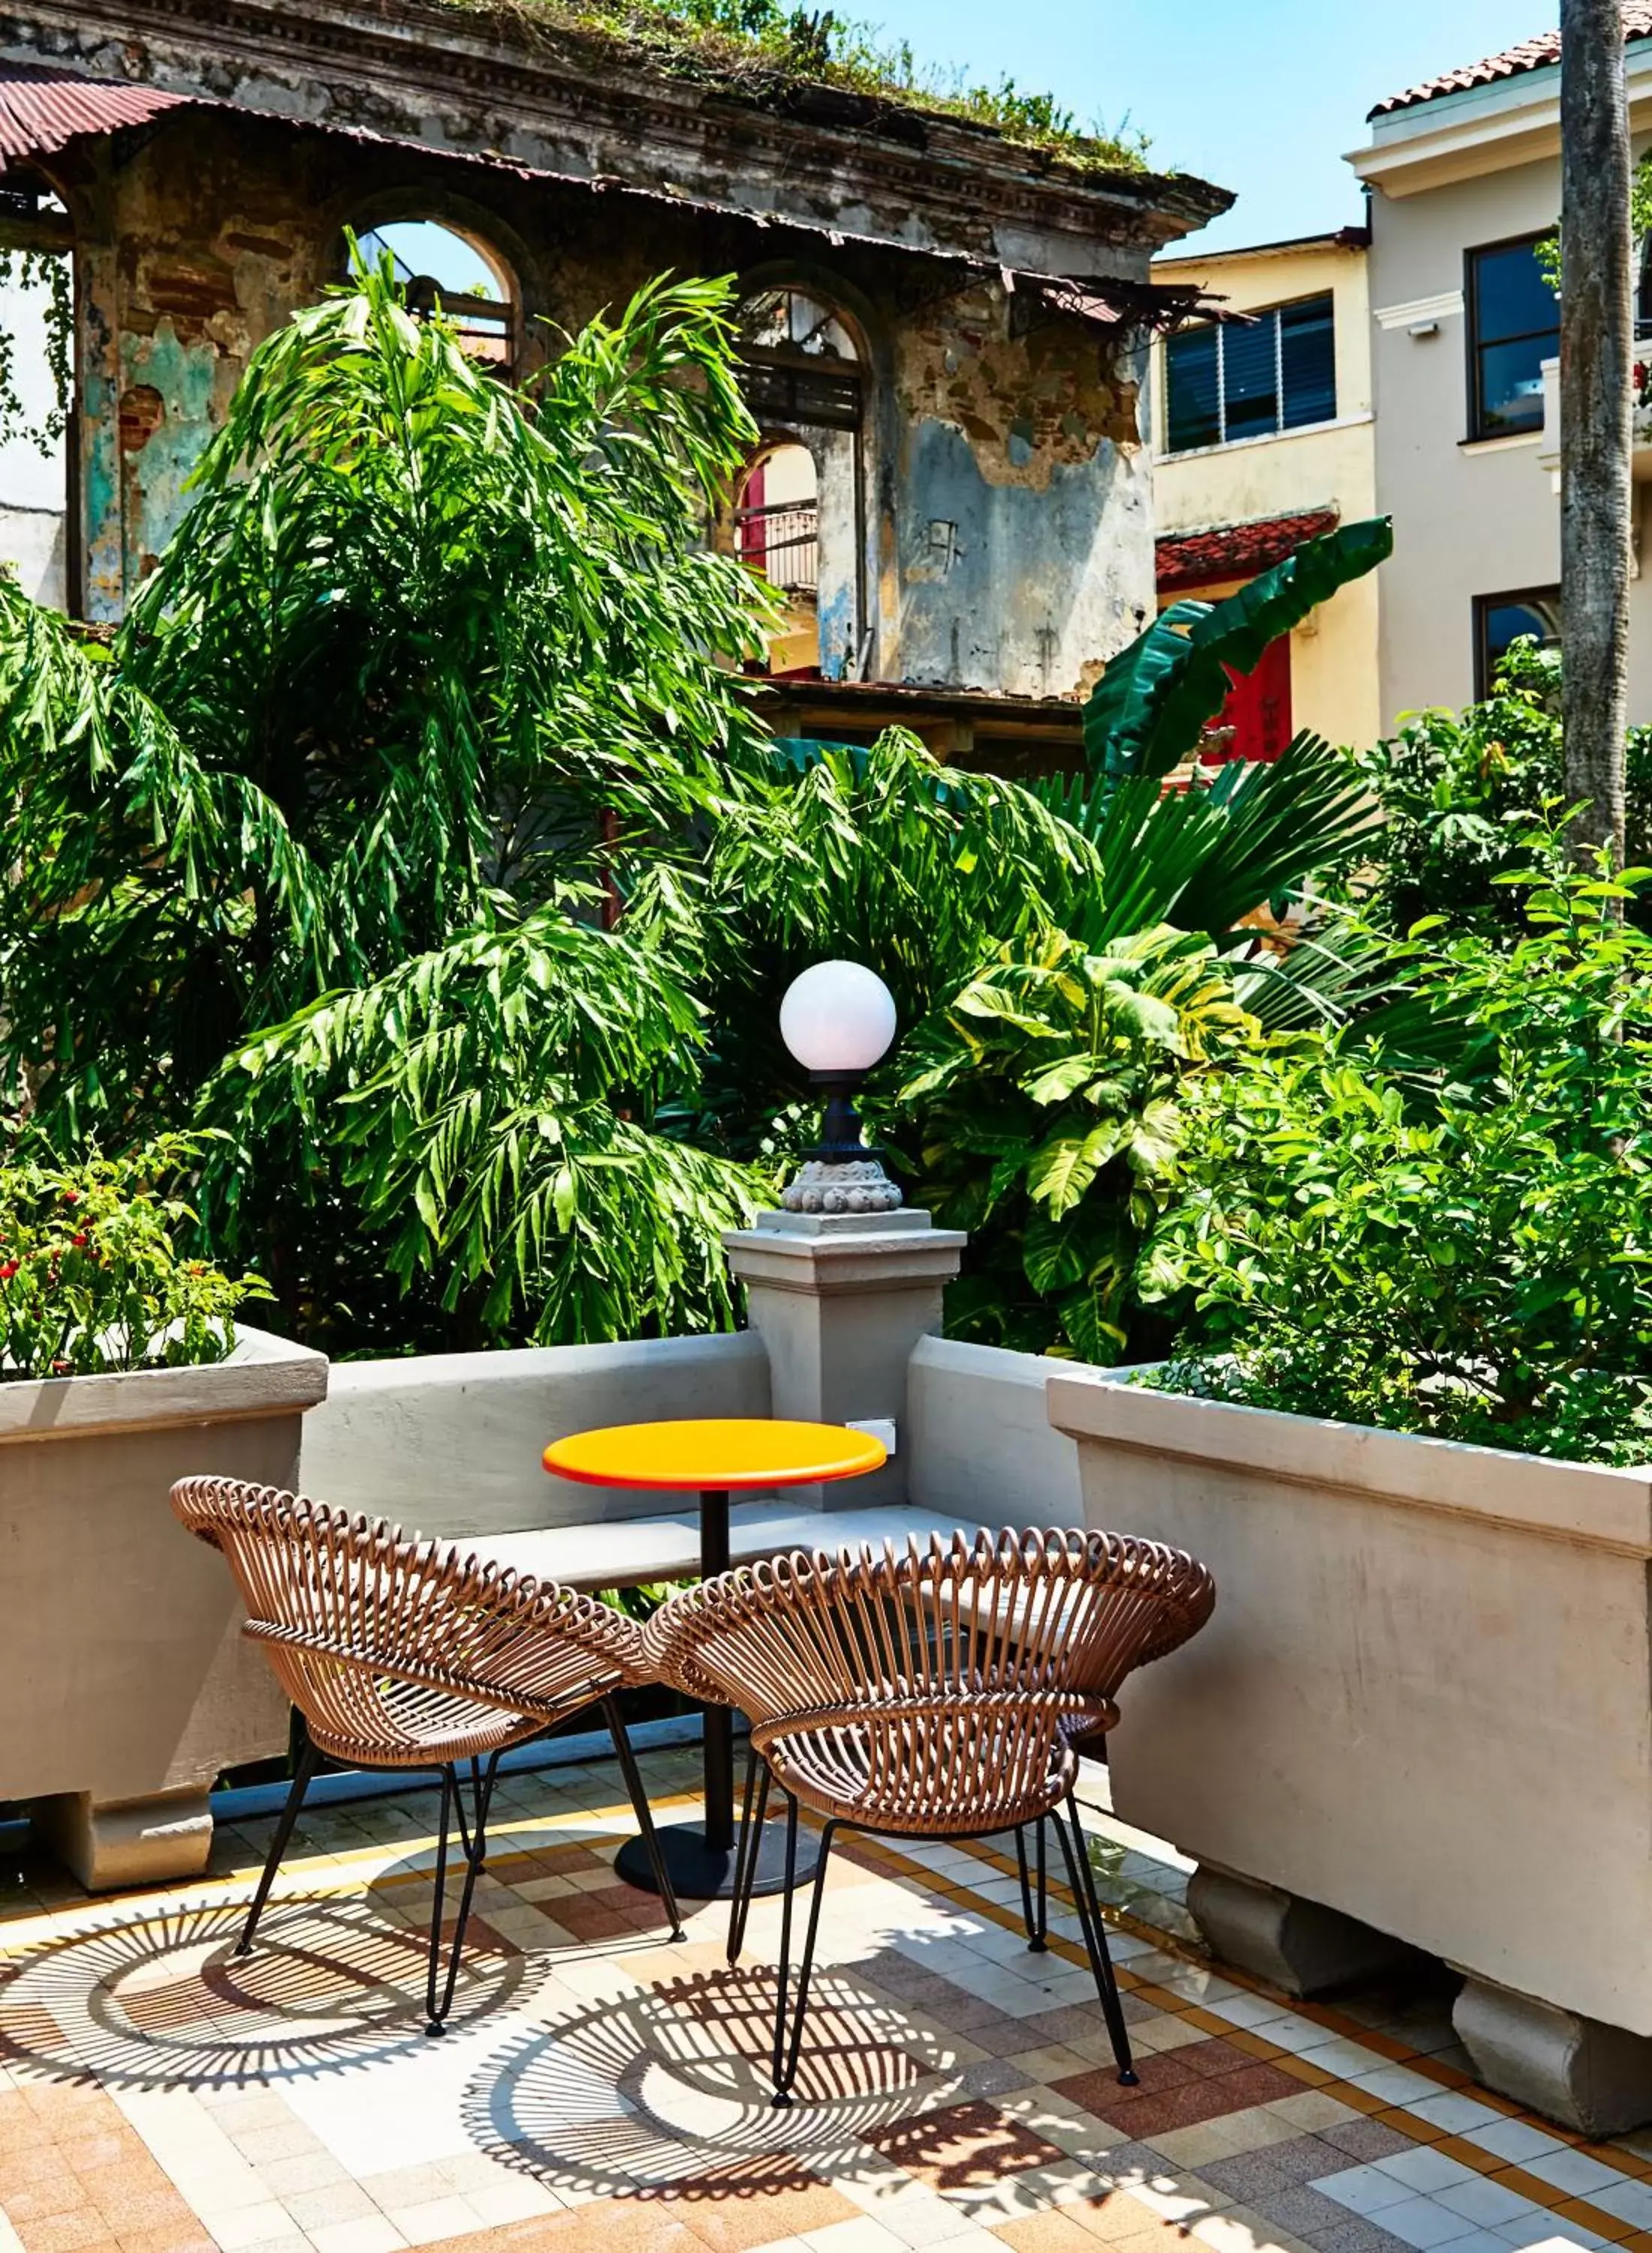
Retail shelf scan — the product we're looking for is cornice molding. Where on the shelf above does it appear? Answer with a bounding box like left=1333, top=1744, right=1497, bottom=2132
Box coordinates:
left=0, top=0, right=1229, bottom=270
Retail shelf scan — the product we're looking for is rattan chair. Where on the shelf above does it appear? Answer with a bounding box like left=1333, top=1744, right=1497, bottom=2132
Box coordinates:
left=646, top=1525, right=1214, bottom=2104
left=172, top=1476, right=684, bottom=2034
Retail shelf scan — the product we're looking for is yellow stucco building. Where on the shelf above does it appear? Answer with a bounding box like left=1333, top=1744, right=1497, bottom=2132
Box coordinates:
left=1148, top=229, right=1381, bottom=756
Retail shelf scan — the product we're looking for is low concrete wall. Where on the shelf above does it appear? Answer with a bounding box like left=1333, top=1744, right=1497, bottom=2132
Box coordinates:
left=907, top=1336, right=1086, bottom=1528
left=1046, top=1372, right=1652, bottom=2042
left=0, top=1324, right=327, bottom=1890
left=302, top=1332, right=770, bottom=1538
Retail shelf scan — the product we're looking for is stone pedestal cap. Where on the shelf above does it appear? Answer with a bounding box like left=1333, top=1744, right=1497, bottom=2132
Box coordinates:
left=723, top=1208, right=966, bottom=1295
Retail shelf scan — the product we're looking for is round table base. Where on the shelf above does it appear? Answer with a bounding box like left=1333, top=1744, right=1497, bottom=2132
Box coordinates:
left=614, top=1819, right=821, bottom=1903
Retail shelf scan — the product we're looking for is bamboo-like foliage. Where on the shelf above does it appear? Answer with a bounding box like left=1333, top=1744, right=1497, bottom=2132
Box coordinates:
left=0, top=258, right=770, bottom=1347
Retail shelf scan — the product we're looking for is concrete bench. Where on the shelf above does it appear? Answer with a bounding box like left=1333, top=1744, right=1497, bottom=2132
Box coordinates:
left=456, top=1500, right=993, bottom=1594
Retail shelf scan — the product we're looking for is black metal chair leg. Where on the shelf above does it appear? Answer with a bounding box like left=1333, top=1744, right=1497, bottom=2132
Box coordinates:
left=235, top=1736, right=321, bottom=1958
left=603, top=1695, right=686, bottom=1941
left=728, top=1744, right=770, bottom=1965
left=1014, top=1818, right=1048, bottom=1953
left=772, top=1818, right=837, bottom=2106
left=770, top=1792, right=800, bottom=2106
left=424, top=1752, right=500, bottom=2037
left=1054, top=1790, right=1137, bottom=2085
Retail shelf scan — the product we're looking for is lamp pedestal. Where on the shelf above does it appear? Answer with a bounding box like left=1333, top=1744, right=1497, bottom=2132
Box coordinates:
left=779, top=1157, right=903, bottom=1216
left=722, top=1208, right=966, bottom=1509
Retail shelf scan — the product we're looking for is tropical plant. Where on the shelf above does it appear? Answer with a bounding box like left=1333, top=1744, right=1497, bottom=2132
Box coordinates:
left=1147, top=858, right=1652, bottom=1464
left=0, top=255, right=770, bottom=1350
left=0, top=249, right=1388, bottom=1360
left=1342, top=641, right=1652, bottom=934
left=1080, top=517, right=1393, bottom=785
left=0, top=1133, right=261, bottom=1380
left=897, top=928, right=1254, bottom=1357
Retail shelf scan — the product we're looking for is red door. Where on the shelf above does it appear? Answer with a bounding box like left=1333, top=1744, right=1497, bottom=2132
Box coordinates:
left=1206, top=632, right=1293, bottom=764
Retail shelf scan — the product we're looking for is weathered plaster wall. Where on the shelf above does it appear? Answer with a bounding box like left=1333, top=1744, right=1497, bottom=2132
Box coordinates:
left=71, top=118, right=345, bottom=614
left=885, top=284, right=1153, bottom=696
left=64, top=109, right=1156, bottom=698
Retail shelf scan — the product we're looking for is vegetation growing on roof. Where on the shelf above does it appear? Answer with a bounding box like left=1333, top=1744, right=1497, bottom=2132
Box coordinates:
left=448, top=0, right=1150, bottom=171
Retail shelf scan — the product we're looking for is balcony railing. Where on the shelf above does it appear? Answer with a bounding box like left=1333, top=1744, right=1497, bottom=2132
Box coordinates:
left=735, top=497, right=818, bottom=594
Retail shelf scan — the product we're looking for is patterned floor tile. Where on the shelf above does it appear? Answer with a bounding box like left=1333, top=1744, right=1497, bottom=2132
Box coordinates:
left=0, top=1751, right=1642, bottom=2253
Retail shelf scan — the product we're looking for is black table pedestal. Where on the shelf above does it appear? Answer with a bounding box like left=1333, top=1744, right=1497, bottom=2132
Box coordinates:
left=614, top=1815, right=820, bottom=1902
left=613, top=1485, right=819, bottom=1903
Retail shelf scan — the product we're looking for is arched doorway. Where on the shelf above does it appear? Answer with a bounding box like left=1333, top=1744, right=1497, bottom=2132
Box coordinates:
left=736, top=286, right=867, bottom=680
left=735, top=440, right=819, bottom=674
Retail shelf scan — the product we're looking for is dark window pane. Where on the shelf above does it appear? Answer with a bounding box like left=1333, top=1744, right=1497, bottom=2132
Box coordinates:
left=1476, top=337, right=1550, bottom=433
left=1473, top=240, right=1557, bottom=346
left=1222, top=315, right=1280, bottom=440
left=1280, top=295, right=1336, bottom=428
left=1166, top=325, right=1220, bottom=452
left=1476, top=588, right=1560, bottom=695
left=1486, top=598, right=1559, bottom=664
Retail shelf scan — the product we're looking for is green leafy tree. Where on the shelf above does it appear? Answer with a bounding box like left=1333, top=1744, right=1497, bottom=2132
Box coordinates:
left=1149, top=858, right=1652, bottom=1464
left=1343, top=641, right=1652, bottom=934
left=0, top=254, right=1388, bottom=1359
left=0, top=255, right=770, bottom=1348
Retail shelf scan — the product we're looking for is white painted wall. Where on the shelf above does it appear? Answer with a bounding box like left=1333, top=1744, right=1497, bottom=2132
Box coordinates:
left=0, top=262, right=68, bottom=609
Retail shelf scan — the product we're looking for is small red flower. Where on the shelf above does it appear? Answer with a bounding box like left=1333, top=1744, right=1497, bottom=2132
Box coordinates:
left=0, top=1261, right=17, bottom=1282
left=71, top=1232, right=87, bottom=1248
left=61, top=1190, right=78, bottom=1206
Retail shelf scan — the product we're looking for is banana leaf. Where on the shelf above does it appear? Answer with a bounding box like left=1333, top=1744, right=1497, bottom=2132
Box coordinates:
left=1082, top=518, right=1394, bottom=784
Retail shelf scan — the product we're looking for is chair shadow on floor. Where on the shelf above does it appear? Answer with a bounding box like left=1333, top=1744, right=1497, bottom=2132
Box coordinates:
left=460, top=1958, right=967, bottom=2200
left=0, top=1853, right=543, bottom=2092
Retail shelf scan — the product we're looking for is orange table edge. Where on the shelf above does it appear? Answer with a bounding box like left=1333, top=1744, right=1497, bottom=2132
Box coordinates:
left=542, top=1417, right=887, bottom=1491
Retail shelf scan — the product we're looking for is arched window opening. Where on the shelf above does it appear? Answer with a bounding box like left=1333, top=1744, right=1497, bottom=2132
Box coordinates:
left=355, top=219, right=515, bottom=372
left=735, top=287, right=867, bottom=681
left=737, top=442, right=819, bottom=674
left=738, top=288, right=863, bottom=433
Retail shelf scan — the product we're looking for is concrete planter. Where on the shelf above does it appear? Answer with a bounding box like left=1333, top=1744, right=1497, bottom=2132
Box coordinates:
left=1046, top=1371, right=1652, bottom=2134
left=0, top=1325, right=327, bottom=1891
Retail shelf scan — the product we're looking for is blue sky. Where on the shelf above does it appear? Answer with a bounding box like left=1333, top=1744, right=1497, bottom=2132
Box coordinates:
left=867, top=0, right=1551, bottom=250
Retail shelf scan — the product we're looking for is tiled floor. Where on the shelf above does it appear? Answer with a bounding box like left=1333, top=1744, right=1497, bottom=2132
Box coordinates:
left=0, top=1747, right=1645, bottom=2253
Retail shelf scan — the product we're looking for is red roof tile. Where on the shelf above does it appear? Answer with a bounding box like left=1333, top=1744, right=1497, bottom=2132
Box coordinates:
left=0, top=62, right=190, bottom=166
left=1156, top=508, right=1340, bottom=595
left=1371, top=8, right=1652, bottom=118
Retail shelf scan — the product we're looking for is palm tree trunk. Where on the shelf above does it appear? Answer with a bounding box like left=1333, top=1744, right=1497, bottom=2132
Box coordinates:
left=1560, top=0, right=1633, bottom=867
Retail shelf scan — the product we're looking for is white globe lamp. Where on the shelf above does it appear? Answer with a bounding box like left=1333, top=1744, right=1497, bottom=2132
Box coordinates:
left=777, top=959, right=903, bottom=1216
left=779, top=959, right=897, bottom=1076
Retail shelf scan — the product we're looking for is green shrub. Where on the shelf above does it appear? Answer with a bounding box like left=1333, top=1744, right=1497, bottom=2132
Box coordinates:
left=899, top=927, right=1253, bottom=1359
left=0, top=1135, right=262, bottom=1380
left=1347, top=642, right=1652, bottom=933
left=1147, top=861, right=1652, bottom=1464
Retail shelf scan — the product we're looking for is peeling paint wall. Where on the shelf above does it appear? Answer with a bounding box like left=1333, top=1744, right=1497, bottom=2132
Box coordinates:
left=70, top=119, right=342, bottom=618
left=62, top=107, right=1157, bottom=699
left=885, top=284, right=1153, bottom=698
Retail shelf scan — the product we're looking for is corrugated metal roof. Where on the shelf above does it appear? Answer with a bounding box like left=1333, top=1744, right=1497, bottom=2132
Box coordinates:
left=1370, top=8, right=1652, bottom=119
left=0, top=60, right=191, bottom=165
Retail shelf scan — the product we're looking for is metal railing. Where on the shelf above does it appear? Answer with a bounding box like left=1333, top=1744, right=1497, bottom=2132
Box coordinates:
left=735, top=498, right=818, bottom=593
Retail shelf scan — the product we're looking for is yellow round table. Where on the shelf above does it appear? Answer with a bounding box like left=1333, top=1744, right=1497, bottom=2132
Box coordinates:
left=543, top=1417, right=886, bottom=1901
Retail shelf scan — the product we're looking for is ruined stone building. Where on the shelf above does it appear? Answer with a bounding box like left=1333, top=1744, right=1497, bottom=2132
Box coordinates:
left=0, top=0, right=1228, bottom=765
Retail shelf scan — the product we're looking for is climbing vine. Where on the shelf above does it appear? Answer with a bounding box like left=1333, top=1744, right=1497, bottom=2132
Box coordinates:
left=0, top=249, right=72, bottom=455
